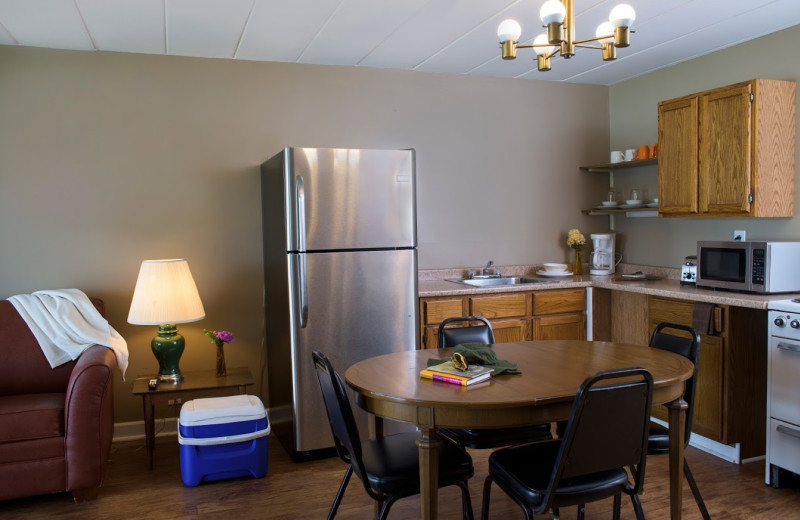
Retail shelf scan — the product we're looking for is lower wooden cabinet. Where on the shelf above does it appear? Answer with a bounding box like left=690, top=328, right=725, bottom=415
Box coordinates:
left=647, top=296, right=766, bottom=459
left=419, top=288, right=586, bottom=349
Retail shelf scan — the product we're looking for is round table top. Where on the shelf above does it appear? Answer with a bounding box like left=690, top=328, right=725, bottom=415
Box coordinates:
left=345, top=340, right=694, bottom=412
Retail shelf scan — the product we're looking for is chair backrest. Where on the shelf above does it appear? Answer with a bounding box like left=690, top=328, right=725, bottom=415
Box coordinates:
left=546, top=368, right=653, bottom=505
left=649, top=322, right=701, bottom=444
left=312, top=350, right=373, bottom=495
left=437, top=316, right=495, bottom=349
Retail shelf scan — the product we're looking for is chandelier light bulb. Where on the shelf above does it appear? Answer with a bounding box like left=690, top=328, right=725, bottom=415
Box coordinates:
left=533, top=33, right=555, bottom=55
left=595, top=21, right=614, bottom=43
left=497, top=19, right=522, bottom=42
left=609, top=3, right=636, bottom=28
left=540, top=0, right=567, bottom=25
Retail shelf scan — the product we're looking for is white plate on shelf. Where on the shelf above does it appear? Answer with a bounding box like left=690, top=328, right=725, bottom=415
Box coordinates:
left=600, top=201, right=619, bottom=207
left=645, top=202, right=659, bottom=208
left=536, top=269, right=573, bottom=277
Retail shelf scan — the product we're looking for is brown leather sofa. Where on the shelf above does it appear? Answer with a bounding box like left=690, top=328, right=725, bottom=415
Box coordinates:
left=0, top=297, right=116, bottom=502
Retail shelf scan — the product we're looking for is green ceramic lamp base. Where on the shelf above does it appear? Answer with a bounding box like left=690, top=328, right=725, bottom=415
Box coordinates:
left=151, top=324, right=185, bottom=383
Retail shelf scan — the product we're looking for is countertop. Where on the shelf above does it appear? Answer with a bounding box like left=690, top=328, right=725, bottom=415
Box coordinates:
left=418, top=264, right=800, bottom=310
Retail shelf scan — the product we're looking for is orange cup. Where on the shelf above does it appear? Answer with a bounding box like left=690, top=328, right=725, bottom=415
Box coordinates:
left=636, top=145, right=650, bottom=160
left=649, top=142, right=658, bottom=158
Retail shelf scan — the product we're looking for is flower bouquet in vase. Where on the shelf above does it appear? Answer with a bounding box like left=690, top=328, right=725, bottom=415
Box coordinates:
left=567, top=228, right=586, bottom=275
left=203, top=329, right=234, bottom=377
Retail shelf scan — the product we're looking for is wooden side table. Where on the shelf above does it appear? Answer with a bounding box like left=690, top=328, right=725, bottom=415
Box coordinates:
left=131, top=367, right=255, bottom=469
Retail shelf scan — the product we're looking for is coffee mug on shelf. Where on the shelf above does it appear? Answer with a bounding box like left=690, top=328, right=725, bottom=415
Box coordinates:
left=610, top=150, right=624, bottom=163
left=624, top=149, right=636, bottom=161
left=649, top=142, right=658, bottom=158
left=636, top=145, right=649, bottom=160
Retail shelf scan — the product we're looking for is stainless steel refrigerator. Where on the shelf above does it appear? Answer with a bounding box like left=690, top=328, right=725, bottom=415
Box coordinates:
left=260, top=147, right=419, bottom=459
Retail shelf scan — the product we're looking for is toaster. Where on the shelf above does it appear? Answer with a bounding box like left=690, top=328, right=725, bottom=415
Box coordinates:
left=681, top=255, right=697, bottom=285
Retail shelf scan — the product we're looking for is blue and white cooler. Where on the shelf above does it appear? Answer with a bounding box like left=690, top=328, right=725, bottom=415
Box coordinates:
left=178, top=394, right=269, bottom=486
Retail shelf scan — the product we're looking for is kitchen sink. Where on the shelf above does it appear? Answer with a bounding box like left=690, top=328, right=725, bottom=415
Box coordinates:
left=446, top=276, right=559, bottom=287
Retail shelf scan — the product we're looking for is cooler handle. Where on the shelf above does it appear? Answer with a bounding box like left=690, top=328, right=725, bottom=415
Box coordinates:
left=178, top=425, right=270, bottom=446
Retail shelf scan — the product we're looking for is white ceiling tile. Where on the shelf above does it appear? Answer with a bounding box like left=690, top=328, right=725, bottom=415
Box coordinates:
left=298, top=0, right=430, bottom=66
left=167, top=0, right=254, bottom=58
left=236, top=0, right=341, bottom=62
left=0, top=0, right=799, bottom=85
left=77, top=0, right=165, bottom=54
left=0, top=0, right=93, bottom=50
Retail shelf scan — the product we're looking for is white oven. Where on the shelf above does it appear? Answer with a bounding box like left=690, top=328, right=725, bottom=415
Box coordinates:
left=767, top=298, right=800, bottom=486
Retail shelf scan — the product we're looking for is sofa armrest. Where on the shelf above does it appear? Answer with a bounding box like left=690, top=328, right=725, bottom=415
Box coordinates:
left=64, top=345, right=116, bottom=492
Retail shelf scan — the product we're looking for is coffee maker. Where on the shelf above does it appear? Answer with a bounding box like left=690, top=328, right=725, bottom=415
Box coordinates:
left=590, top=233, right=616, bottom=276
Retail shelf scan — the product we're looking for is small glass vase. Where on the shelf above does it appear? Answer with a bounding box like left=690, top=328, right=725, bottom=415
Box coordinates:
left=573, top=248, right=583, bottom=275
left=215, top=344, right=227, bottom=377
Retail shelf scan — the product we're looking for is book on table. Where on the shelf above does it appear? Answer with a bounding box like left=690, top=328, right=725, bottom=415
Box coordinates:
left=420, top=360, right=494, bottom=386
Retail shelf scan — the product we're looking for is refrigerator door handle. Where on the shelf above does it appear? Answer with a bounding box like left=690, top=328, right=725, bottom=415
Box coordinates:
left=299, top=253, right=308, bottom=328
left=296, top=175, right=306, bottom=252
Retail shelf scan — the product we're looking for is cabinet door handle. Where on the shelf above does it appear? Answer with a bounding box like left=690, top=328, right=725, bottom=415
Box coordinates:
left=777, top=342, right=800, bottom=353
left=713, top=306, right=723, bottom=333
left=777, top=424, right=800, bottom=440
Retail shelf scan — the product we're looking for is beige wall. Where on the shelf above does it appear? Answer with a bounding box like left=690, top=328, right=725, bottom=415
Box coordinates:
left=609, top=25, right=800, bottom=266
left=0, top=46, right=609, bottom=422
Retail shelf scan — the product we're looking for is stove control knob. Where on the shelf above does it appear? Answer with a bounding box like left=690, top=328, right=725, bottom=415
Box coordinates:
left=774, top=317, right=786, bottom=327
left=791, top=320, right=800, bottom=329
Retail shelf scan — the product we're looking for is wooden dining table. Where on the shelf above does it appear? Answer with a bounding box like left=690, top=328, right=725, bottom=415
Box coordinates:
left=345, top=340, right=695, bottom=520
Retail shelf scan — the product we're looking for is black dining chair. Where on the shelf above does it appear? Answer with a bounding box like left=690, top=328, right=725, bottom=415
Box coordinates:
left=646, top=322, right=710, bottom=519
left=311, top=350, right=475, bottom=520
left=436, top=316, right=553, bottom=449
left=481, top=367, right=654, bottom=520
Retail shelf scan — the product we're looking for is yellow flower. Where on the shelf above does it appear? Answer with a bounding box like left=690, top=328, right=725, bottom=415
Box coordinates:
left=567, top=229, right=586, bottom=250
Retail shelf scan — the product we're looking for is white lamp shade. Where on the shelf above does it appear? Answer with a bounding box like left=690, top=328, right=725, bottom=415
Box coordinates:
left=497, top=19, right=522, bottom=42
left=610, top=3, right=636, bottom=28
left=533, top=33, right=555, bottom=55
left=595, top=21, right=615, bottom=43
left=540, top=0, right=566, bottom=25
left=128, top=259, right=206, bottom=325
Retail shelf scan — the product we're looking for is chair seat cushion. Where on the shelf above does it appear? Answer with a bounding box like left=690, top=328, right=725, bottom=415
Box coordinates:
left=489, top=440, right=629, bottom=509
left=647, top=422, right=670, bottom=454
left=362, top=431, right=474, bottom=495
left=0, top=393, right=65, bottom=443
left=440, top=423, right=552, bottom=449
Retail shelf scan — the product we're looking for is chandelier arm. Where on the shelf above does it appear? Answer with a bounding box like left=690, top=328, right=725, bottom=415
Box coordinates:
left=574, top=43, right=603, bottom=50
left=574, top=35, right=611, bottom=46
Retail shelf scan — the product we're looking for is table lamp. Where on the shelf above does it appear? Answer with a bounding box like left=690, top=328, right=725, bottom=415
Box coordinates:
left=128, top=259, right=205, bottom=383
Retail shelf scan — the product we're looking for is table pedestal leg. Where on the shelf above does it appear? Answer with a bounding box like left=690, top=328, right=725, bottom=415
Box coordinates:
left=417, top=426, right=440, bottom=520
left=667, top=397, right=687, bottom=520
left=142, top=395, right=155, bottom=470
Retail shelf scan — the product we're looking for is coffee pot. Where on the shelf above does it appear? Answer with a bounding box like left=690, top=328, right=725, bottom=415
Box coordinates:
left=590, top=233, right=616, bottom=276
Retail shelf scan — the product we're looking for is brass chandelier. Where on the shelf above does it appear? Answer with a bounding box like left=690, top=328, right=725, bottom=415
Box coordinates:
left=497, top=0, right=636, bottom=71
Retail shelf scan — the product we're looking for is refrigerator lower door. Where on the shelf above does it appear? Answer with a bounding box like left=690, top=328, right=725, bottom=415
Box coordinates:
left=290, top=248, right=418, bottom=454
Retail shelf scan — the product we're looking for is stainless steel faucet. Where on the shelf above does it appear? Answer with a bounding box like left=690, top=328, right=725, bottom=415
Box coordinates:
left=483, top=260, right=494, bottom=276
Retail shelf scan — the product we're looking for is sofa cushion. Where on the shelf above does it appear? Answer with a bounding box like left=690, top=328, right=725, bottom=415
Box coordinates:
left=0, top=393, right=65, bottom=443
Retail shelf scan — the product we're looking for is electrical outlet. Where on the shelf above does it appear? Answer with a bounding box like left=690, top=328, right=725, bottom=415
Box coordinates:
left=734, top=229, right=746, bottom=241
left=167, top=398, right=183, bottom=406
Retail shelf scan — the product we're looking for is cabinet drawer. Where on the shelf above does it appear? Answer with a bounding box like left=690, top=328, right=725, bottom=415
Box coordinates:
left=648, top=296, right=724, bottom=335
left=420, top=297, right=464, bottom=325
left=469, top=293, right=528, bottom=319
left=533, top=289, right=585, bottom=315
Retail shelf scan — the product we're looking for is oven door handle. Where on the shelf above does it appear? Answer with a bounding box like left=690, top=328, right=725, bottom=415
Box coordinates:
left=777, top=342, right=800, bottom=353
left=777, top=424, right=800, bottom=440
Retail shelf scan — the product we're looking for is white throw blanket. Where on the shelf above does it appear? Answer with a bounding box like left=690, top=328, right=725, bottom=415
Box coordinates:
left=8, top=288, right=129, bottom=379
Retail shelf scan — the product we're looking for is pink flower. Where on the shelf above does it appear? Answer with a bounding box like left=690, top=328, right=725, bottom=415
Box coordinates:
left=203, top=329, right=234, bottom=347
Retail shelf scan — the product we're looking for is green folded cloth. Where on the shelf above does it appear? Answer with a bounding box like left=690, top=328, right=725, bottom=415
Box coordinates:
left=427, top=342, right=520, bottom=375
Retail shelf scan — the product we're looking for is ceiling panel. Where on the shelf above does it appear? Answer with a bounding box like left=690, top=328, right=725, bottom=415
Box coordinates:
left=77, top=0, right=165, bottom=54
left=0, top=0, right=92, bottom=50
left=236, top=0, right=341, bottom=62
left=167, top=0, right=254, bottom=58
left=0, top=0, right=799, bottom=86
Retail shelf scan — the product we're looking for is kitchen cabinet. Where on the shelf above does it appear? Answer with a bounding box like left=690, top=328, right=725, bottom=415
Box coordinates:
left=647, top=296, right=767, bottom=459
left=658, top=79, right=795, bottom=217
left=419, top=288, right=586, bottom=349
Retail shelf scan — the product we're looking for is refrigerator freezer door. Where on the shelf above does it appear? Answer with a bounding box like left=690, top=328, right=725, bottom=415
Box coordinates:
left=290, top=248, right=418, bottom=453
left=288, top=148, right=416, bottom=252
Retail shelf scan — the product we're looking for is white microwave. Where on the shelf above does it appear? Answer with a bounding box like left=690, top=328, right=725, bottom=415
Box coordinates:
left=696, top=241, right=800, bottom=294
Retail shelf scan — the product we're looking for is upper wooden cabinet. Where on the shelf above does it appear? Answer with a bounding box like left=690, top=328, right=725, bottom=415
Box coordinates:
left=658, top=79, right=795, bottom=217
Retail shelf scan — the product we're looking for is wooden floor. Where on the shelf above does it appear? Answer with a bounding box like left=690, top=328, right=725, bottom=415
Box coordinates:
left=2, top=435, right=799, bottom=519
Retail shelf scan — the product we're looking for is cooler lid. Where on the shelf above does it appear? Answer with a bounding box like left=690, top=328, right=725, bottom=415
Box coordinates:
left=179, top=394, right=266, bottom=426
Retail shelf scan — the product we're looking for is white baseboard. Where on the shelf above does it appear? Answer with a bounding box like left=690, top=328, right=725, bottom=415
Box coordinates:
left=651, top=417, right=741, bottom=463
left=113, top=418, right=177, bottom=442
